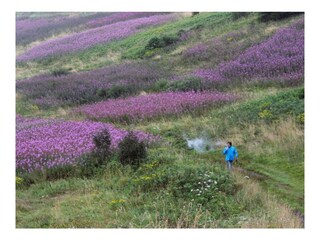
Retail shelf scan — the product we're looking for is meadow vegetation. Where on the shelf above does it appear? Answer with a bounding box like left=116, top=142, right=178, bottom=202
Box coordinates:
left=16, top=12, right=304, bottom=228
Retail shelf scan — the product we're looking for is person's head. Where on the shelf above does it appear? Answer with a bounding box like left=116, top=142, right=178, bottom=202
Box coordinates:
left=227, top=141, right=232, bottom=147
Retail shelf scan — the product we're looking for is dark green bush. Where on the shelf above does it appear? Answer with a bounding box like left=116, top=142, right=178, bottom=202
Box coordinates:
left=145, top=35, right=179, bottom=51
left=93, top=129, right=112, bottom=164
left=152, top=79, right=170, bottom=92
left=107, top=85, right=136, bottom=99
left=168, top=77, right=203, bottom=92
left=96, top=88, right=107, bottom=98
left=76, top=129, right=113, bottom=177
left=145, top=37, right=163, bottom=50
left=51, top=68, right=72, bottom=77
left=162, top=35, right=179, bottom=46
left=258, top=12, right=303, bottom=22
left=118, top=131, right=147, bottom=168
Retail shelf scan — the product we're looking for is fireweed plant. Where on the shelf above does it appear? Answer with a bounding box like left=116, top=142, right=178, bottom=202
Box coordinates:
left=74, top=91, right=236, bottom=122
left=16, top=13, right=114, bottom=46
left=17, top=14, right=179, bottom=62
left=191, top=19, right=304, bottom=86
left=16, top=61, right=173, bottom=108
left=16, top=115, right=159, bottom=173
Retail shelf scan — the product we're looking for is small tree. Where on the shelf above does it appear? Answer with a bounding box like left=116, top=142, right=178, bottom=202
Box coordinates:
left=93, top=129, right=112, bottom=166
left=118, top=131, right=147, bottom=169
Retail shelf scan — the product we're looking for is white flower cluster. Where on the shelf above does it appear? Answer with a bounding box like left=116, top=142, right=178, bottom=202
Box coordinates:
left=190, top=171, right=218, bottom=197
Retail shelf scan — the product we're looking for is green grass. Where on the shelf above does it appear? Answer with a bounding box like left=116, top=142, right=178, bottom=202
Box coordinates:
left=133, top=86, right=304, bottom=211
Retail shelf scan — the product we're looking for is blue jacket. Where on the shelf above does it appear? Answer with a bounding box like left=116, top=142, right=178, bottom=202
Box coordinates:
left=223, top=146, right=238, bottom=161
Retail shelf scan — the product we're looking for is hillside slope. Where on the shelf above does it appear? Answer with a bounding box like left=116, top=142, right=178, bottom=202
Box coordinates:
left=16, top=12, right=304, bottom=228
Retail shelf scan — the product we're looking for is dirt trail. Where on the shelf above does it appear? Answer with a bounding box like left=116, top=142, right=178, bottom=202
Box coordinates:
left=234, top=166, right=267, bottom=180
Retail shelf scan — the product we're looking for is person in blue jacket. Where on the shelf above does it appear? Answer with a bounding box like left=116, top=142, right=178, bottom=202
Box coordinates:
left=223, top=141, right=238, bottom=170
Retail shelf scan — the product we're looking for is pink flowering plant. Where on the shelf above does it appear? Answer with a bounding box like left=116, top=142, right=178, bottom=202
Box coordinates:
left=17, top=14, right=178, bottom=62
left=75, top=91, right=236, bottom=123
left=16, top=115, right=159, bottom=174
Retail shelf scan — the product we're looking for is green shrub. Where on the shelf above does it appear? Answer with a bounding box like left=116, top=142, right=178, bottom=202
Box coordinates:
left=96, top=88, right=107, bottom=98
left=162, top=35, right=179, bottom=46
left=75, top=129, right=113, bottom=178
left=168, top=77, right=203, bottom=92
left=145, top=37, right=163, bottom=50
left=152, top=79, right=170, bottom=92
left=93, top=129, right=112, bottom=162
left=145, top=35, right=179, bottom=51
left=118, top=131, right=147, bottom=168
left=51, top=68, right=72, bottom=77
left=107, top=85, right=136, bottom=99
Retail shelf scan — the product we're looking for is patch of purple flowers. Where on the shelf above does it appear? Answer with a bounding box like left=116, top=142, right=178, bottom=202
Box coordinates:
left=75, top=91, right=236, bottom=122
left=16, top=61, right=172, bottom=107
left=16, top=115, right=159, bottom=173
left=16, top=13, right=113, bottom=45
left=17, top=14, right=178, bottom=61
left=192, top=18, right=304, bottom=84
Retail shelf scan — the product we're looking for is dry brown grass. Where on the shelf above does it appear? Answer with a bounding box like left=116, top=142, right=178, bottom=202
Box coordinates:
left=232, top=171, right=303, bottom=228
left=226, top=116, right=303, bottom=156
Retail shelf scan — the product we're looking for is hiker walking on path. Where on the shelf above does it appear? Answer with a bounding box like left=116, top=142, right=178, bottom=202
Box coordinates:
left=223, top=141, right=238, bottom=171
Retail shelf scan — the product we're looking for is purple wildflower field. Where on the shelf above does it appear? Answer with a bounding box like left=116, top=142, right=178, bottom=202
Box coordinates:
left=16, top=62, right=172, bottom=107
left=17, top=14, right=178, bottom=61
left=192, top=19, right=304, bottom=84
left=16, top=13, right=113, bottom=45
left=75, top=91, right=236, bottom=122
left=16, top=115, right=159, bottom=173
left=183, top=29, right=250, bottom=64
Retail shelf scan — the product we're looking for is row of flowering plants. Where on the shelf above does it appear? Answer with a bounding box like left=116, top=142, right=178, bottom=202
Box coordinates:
left=16, top=61, right=173, bottom=108
left=182, top=26, right=269, bottom=67
left=16, top=115, right=159, bottom=173
left=191, top=18, right=304, bottom=86
left=16, top=13, right=113, bottom=46
left=17, top=13, right=178, bottom=62
left=74, top=91, right=236, bottom=123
